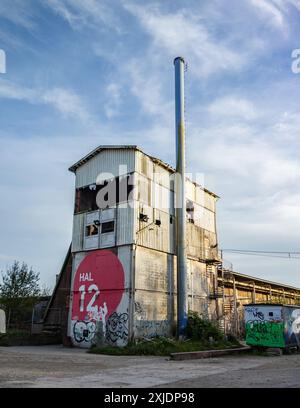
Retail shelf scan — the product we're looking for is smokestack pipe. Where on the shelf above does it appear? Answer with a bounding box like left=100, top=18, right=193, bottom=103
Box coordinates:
left=174, top=56, right=188, bottom=337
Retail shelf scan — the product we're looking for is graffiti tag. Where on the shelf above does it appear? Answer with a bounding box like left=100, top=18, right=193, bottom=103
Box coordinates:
left=73, top=320, right=96, bottom=343
left=245, top=320, right=285, bottom=348
left=106, top=312, right=129, bottom=344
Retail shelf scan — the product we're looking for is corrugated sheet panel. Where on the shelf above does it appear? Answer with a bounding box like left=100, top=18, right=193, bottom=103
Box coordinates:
left=134, top=247, right=212, bottom=323
left=134, top=291, right=169, bottom=321
left=186, top=179, right=196, bottom=202
left=153, top=162, right=172, bottom=190
left=136, top=207, right=175, bottom=254
left=117, top=245, right=132, bottom=289
left=195, top=185, right=205, bottom=207
left=187, top=223, right=205, bottom=259
left=187, top=223, right=218, bottom=259
left=188, top=259, right=208, bottom=297
left=75, top=149, right=135, bottom=188
left=204, top=193, right=216, bottom=212
left=116, top=203, right=136, bottom=246
left=72, top=213, right=84, bottom=252
left=194, top=205, right=216, bottom=233
left=135, top=246, right=170, bottom=292
left=136, top=151, right=154, bottom=180
left=137, top=173, right=152, bottom=206
left=152, top=182, right=174, bottom=214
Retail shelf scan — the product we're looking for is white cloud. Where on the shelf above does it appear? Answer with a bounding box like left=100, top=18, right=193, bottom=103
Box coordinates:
left=0, top=79, right=89, bottom=120
left=125, top=58, right=172, bottom=119
left=249, top=0, right=285, bottom=29
left=198, top=139, right=300, bottom=189
left=1, top=0, right=300, bottom=287
left=0, top=0, right=35, bottom=29
left=249, top=0, right=300, bottom=33
left=44, top=0, right=120, bottom=32
left=123, top=3, right=244, bottom=77
left=208, top=96, right=258, bottom=121
left=104, top=82, right=122, bottom=119
left=42, top=88, right=89, bottom=120
left=44, top=0, right=81, bottom=27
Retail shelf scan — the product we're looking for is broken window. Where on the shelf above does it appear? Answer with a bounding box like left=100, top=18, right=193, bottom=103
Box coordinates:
left=85, top=224, right=99, bottom=236
left=74, top=175, right=134, bottom=214
left=186, top=199, right=195, bottom=223
left=101, top=221, right=115, bottom=234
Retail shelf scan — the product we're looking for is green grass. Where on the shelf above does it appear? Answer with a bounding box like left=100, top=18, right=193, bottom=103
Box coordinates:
left=88, top=336, right=241, bottom=356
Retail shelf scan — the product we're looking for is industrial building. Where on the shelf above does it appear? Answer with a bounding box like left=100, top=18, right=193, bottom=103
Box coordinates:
left=42, top=144, right=300, bottom=347
left=43, top=58, right=300, bottom=347
left=63, top=145, right=219, bottom=347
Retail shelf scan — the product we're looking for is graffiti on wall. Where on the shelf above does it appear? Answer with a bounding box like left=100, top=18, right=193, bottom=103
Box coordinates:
left=245, top=305, right=300, bottom=348
left=135, top=320, right=170, bottom=338
left=245, top=320, right=285, bottom=348
left=244, top=306, right=285, bottom=347
left=71, top=250, right=127, bottom=347
left=73, top=321, right=96, bottom=343
left=284, top=308, right=300, bottom=347
left=134, top=301, right=169, bottom=338
left=106, top=312, right=129, bottom=343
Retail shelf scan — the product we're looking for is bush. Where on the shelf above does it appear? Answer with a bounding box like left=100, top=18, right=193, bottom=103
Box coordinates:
left=186, top=311, right=223, bottom=342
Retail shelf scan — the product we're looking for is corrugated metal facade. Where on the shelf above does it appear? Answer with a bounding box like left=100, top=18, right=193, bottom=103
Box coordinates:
left=68, top=146, right=220, bottom=346
left=75, top=148, right=136, bottom=189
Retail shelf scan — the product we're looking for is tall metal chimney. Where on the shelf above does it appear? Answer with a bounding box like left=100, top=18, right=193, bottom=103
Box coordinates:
left=174, top=56, right=188, bottom=337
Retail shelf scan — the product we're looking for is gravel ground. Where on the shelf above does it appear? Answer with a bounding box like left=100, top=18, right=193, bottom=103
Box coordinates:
left=0, top=345, right=299, bottom=388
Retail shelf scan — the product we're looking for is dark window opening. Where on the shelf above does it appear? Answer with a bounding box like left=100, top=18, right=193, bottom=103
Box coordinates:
left=139, top=213, right=149, bottom=222
left=269, top=312, right=273, bottom=317
left=85, top=225, right=99, bottom=236
left=186, top=199, right=195, bottom=223
left=101, top=221, right=115, bottom=234
left=74, top=175, right=134, bottom=214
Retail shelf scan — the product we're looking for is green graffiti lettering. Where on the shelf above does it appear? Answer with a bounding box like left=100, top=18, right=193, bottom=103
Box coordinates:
left=245, top=321, right=285, bottom=348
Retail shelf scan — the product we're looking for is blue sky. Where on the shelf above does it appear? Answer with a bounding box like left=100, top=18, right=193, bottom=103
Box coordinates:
left=1, top=0, right=300, bottom=289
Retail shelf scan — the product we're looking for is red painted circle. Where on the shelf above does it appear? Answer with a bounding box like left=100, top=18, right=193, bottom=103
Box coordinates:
left=71, top=250, right=124, bottom=321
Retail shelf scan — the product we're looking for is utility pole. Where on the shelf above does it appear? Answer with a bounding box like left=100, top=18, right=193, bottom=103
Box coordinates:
left=174, top=56, right=188, bottom=337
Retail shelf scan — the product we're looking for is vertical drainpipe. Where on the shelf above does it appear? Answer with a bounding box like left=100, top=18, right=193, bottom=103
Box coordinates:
left=174, top=56, right=188, bottom=337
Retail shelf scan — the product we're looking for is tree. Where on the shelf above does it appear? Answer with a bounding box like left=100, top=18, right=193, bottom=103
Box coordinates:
left=0, top=261, right=41, bottom=328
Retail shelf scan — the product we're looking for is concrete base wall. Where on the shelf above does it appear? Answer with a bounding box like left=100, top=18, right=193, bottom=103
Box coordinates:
left=133, top=246, right=217, bottom=339
left=68, top=245, right=217, bottom=347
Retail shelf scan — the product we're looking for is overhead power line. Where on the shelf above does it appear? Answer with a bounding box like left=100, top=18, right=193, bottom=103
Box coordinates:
left=221, top=249, right=300, bottom=259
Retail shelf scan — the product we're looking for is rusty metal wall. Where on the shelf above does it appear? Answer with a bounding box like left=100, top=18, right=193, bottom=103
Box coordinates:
left=133, top=246, right=216, bottom=338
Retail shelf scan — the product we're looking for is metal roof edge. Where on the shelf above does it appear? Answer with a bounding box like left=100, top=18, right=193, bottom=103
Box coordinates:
left=68, top=145, right=139, bottom=173
left=68, top=144, right=219, bottom=198
left=245, top=303, right=300, bottom=307
left=221, top=269, right=300, bottom=292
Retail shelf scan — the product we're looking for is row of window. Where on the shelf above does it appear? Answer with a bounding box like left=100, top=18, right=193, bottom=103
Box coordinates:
left=75, top=175, right=134, bottom=214
left=85, top=221, right=115, bottom=236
